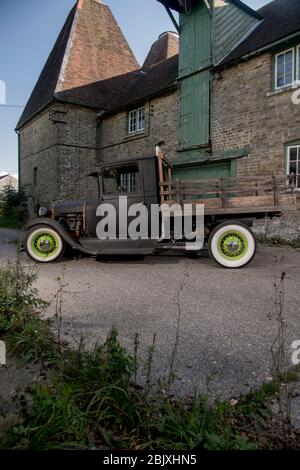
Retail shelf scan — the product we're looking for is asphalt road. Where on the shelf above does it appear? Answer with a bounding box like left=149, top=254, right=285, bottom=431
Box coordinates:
left=1, top=228, right=300, bottom=399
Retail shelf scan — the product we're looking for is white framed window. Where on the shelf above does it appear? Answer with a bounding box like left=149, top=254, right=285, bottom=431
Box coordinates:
left=287, top=145, right=300, bottom=188
left=120, top=171, right=137, bottom=193
left=297, top=45, right=300, bottom=83
left=275, top=48, right=295, bottom=89
left=128, top=107, right=145, bottom=134
left=103, top=163, right=141, bottom=195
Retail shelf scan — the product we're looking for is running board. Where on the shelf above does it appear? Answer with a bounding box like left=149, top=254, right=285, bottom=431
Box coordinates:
left=97, top=248, right=155, bottom=255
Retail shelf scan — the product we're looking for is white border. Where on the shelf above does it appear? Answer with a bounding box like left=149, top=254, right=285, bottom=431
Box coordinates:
left=275, top=47, right=295, bottom=90
left=297, top=45, right=300, bottom=83
left=128, top=107, right=145, bottom=134
left=286, top=144, right=300, bottom=188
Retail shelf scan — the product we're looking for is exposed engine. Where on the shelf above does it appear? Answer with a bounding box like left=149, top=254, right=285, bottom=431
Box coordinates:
left=59, top=214, right=83, bottom=238
left=38, top=200, right=87, bottom=238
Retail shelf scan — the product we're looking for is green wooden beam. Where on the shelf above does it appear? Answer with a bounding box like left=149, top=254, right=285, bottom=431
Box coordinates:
left=165, top=6, right=181, bottom=34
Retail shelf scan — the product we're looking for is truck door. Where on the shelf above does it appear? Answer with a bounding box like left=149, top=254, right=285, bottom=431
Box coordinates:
left=102, top=162, right=143, bottom=236
left=93, top=160, right=157, bottom=253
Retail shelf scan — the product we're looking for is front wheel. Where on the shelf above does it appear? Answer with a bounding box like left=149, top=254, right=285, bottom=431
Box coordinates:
left=208, top=222, right=256, bottom=268
left=24, top=225, right=65, bottom=263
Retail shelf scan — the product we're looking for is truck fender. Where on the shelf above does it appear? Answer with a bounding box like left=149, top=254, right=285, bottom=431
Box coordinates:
left=23, top=218, right=95, bottom=255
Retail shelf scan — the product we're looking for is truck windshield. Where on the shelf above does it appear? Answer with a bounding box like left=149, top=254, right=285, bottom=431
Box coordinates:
left=103, top=164, right=141, bottom=195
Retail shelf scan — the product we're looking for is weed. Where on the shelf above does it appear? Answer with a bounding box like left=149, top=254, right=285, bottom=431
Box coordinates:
left=133, top=333, right=140, bottom=383
left=144, top=334, right=156, bottom=398
left=0, top=260, right=57, bottom=364
left=3, top=322, right=291, bottom=451
left=1, top=262, right=299, bottom=450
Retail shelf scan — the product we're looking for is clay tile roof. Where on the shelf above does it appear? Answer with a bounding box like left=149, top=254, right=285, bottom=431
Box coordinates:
left=55, top=70, right=142, bottom=111
left=55, top=54, right=179, bottom=115
left=16, top=5, right=77, bottom=130
left=219, top=0, right=300, bottom=66
left=106, top=54, right=179, bottom=114
left=16, top=0, right=139, bottom=130
left=143, top=31, right=179, bottom=70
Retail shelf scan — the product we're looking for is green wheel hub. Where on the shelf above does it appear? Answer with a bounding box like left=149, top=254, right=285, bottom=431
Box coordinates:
left=217, top=230, right=248, bottom=261
left=31, top=232, right=59, bottom=259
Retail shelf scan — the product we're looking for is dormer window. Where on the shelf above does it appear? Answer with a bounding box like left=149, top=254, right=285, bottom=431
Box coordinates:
left=274, top=46, right=300, bottom=90
left=128, top=107, right=145, bottom=134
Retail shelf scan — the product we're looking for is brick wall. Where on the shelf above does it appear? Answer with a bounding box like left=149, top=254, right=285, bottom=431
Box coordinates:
left=19, top=102, right=99, bottom=207
left=212, top=52, right=300, bottom=177
left=19, top=91, right=179, bottom=208
left=102, top=91, right=179, bottom=163
left=20, top=105, right=58, bottom=207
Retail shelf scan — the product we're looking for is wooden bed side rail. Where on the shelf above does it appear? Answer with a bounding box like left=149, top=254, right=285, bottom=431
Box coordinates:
left=159, top=175, right=297, bottom=207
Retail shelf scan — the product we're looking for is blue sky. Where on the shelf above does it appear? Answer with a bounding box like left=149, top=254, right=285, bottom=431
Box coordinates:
left=0, top=0, right=268, bottom=176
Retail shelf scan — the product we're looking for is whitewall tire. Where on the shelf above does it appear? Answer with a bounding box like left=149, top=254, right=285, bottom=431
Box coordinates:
left=25, top=225, right=65, bottom=263
left=208, top=222, right=257, bottom=268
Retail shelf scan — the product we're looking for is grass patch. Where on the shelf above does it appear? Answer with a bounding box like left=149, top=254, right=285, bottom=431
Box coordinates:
left=2, top=333, right=277, bottom=451
left=0, top=260, right=58, bottom=364
left=0, top=260, right=299, bottom=450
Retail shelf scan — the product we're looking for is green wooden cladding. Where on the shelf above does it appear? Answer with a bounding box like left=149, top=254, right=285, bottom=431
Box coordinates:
left=179, top=2, right=212, bottom=151
left=179, top=2, right=212, bottom=76
left=214, top=0, right=260, bottom=65
left=178, top=0, right=260, bottom=174
left=173, top=160, right=233, bottom=181
left=179, top=70, right=211, bottom=150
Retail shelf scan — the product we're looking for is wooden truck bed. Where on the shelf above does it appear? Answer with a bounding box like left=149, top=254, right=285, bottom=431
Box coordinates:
left=156, top=152, right=300, bottom=215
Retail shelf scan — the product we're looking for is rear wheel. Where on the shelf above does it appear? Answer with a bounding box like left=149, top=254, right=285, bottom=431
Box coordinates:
left=25, top=225, right=65, bottom=263
left=208, top=222, right=256, bottom=268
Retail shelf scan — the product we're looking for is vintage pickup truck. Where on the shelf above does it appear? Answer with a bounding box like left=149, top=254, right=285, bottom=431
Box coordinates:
left=23, top=145, right=298, bottom=268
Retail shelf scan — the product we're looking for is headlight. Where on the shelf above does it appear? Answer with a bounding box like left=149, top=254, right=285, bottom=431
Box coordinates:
left=38, top=207, right=49, bottom=217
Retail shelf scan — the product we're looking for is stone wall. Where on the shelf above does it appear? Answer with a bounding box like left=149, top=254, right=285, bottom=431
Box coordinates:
left=19, top=102, right=99, bottom=207
left=19, top=104, right=59, bottom=207
left=212, top=52, right=300, bottom=177
left=55, top=104, right=99, bottom=200
left=19, top=92, right=179, bottom=208
left=212, top=52, right=300, bottom=240
left=102, top=91, right=179, bottom=163
left=253, top=211, right=300, bottom=244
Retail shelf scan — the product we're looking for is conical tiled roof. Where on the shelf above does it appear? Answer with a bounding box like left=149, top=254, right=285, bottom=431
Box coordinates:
left=16, top=4, right=77, bottom=129
left=17, top=0, right=139, bottom=129
left=143, top=31, right=179, bottom=70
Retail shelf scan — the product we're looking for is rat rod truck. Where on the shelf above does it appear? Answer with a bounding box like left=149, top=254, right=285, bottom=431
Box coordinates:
left=23, top=145, right=299, bottom=268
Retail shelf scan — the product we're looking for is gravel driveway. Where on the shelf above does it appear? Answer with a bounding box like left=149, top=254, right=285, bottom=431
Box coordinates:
left=1, top=228, right=300, bottom=401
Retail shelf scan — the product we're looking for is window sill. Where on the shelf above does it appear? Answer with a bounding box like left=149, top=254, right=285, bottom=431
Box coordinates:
left=124, top=131, right=146, bottom=141
left=267, top=83, right=300, bottom=97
